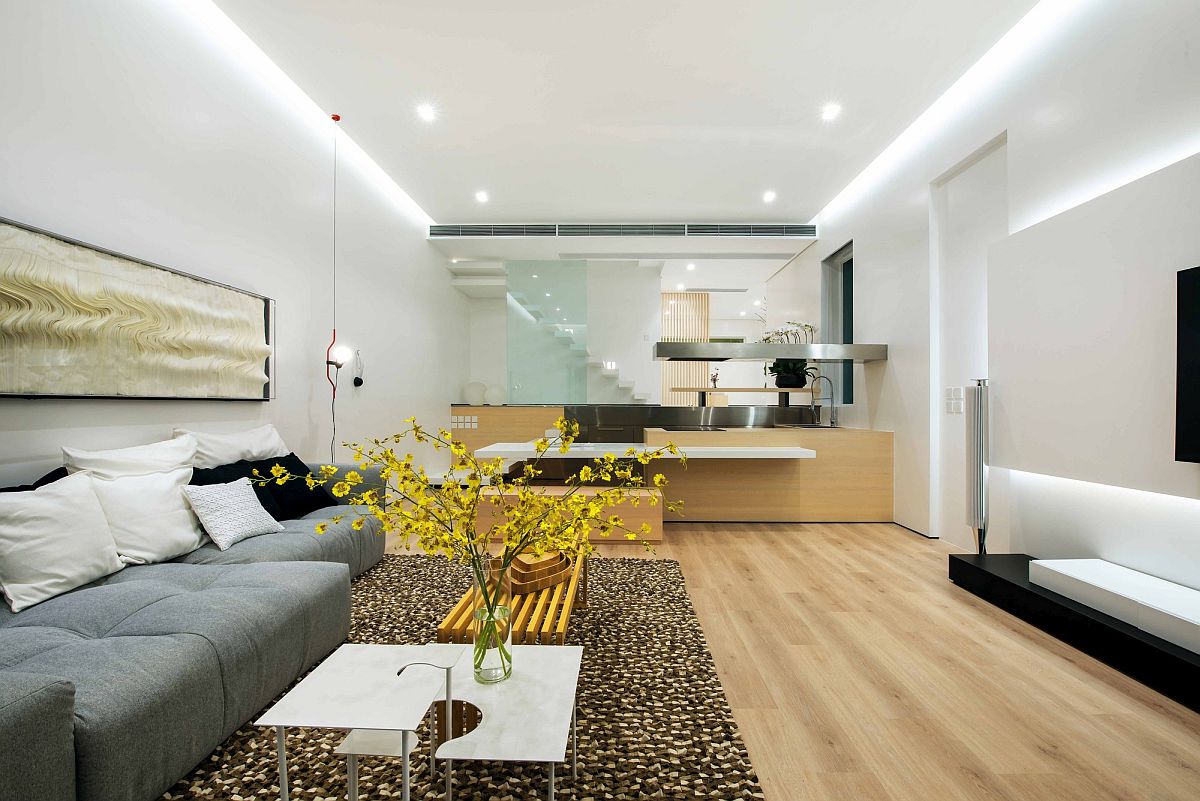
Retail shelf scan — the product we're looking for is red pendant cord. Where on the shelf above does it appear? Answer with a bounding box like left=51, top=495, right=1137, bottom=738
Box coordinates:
left=327, top=113, right=341, bottom=402
left=326, top=327, right=337, bottom=399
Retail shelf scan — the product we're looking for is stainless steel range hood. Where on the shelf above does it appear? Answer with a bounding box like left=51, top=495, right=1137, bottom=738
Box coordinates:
left=653, top=342, right=888, bottom=362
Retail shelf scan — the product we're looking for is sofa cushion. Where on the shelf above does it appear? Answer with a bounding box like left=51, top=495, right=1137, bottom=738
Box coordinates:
left=174, top=504, right=384, bottom=577
left=191, top=459, right=285, bottom=519
left=0, top=472, right=125, bottom=612
left=0, top=466, right=68, bottom=494
left=0, top=560, right=350, bottom=801
left=183, top=477, right=284, bottom=550
left=173, top=424, right=289, bottom=469
left=252, top=452, right=337, bottom=520
left=0, top=671, right=76, bottom=801
left=64, top=436, right=206, bottom=565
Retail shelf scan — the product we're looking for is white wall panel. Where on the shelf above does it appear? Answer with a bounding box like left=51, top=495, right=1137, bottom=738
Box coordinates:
left=0, top=0, right=464, bottom=482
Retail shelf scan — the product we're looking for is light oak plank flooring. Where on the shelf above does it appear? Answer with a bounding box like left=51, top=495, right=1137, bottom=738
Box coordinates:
left=593, top=523, right=1200, bottom=801
left=389, top=523, right=1200, bottom=800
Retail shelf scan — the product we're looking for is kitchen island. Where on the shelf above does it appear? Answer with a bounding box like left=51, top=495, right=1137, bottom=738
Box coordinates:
left=473, top=426, right=892, bottom=523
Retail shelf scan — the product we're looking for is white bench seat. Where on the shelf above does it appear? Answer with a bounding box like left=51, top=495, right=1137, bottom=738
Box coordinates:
left=1029, top=559, right=1200, bottom=654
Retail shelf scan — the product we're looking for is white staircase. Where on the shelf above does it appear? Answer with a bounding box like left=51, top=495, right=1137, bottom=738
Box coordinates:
left=449, top=259, right=651, bottom=404
left=505, top=290, right=647, bottom=403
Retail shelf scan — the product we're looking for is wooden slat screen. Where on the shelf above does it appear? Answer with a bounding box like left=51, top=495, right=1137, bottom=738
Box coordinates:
left=660, top=292, right=710, bottom=407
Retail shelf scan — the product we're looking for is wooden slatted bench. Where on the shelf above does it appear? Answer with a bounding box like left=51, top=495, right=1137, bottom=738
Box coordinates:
left=436, top=553, right=588, bottom=646
left=437, top=484, right=659, bottom=646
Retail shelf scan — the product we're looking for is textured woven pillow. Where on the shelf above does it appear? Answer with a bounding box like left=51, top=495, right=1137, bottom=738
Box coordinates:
left=182, top=477, right=284, bottom=551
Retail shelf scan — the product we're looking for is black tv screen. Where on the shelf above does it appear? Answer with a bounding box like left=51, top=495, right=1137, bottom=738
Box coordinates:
left=1178, top=266, right=1200, bottom=462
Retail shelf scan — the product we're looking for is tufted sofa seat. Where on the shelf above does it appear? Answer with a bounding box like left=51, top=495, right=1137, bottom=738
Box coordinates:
left=0, top=466, right=387, bottom=801
left=0, top=560, right=351, bottom=801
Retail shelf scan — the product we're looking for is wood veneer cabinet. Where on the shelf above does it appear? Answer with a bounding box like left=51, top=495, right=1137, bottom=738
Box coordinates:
left=643, top=426, right=893, bottom=522
left=448, top=405, right=565, bottom=455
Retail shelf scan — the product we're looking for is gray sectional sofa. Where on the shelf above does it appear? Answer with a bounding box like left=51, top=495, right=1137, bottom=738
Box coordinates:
left=0, top=477, right=385, bottom=801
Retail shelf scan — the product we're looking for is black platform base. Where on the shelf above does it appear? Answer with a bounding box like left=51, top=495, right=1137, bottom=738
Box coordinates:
left=949, top=553, right=1200, bottom=712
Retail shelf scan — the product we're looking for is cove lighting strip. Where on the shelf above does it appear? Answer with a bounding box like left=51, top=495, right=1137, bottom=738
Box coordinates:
left=811, top=0, right=1094, bottom=226
left=170, top=0, right=434, bottom=227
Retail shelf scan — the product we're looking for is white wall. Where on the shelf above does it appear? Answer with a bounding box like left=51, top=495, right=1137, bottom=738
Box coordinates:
left=988, top=152, right=1200, bottom=584
left=0, top=0, right=465, bottom=483
left=466, top=296, right=509, bottom=400
left=586, top=261, right=662, bottom=402
left=931, top=142, right=1008, bottom=548
left=806, top=0, right=1200, bottom=535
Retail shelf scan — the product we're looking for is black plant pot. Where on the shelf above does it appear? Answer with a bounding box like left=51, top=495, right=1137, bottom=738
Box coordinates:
left=774, top=373, right=807, bottom=389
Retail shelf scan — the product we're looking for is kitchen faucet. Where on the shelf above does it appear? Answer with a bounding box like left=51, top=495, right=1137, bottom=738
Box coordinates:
left=809, top=374, right=838, bottom=427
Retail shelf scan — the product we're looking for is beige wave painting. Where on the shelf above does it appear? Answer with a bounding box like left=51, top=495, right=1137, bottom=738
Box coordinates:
left=0, top=222, right=271, bottom=399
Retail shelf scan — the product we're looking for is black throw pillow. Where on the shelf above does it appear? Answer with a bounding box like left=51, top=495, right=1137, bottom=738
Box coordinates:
left=190, top=461, right=285, bottom=520
left=247, top=452, right=337, bottom=521
left=0, top=467, right=69, bottom=494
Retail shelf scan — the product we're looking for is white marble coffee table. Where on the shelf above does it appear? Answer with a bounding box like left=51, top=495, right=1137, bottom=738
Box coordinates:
left=255, top=643, right=462, bottom=801
left=259, top=643, right=583, bottom=801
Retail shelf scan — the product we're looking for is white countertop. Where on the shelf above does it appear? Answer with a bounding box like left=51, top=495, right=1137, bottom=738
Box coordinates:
left=474, top=441, right=816, bottom=460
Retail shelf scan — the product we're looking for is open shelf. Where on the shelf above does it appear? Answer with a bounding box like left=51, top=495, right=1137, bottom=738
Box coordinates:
left=670, top=387, right=815, bottom=393
left=654, top=342, right=888, bottom=362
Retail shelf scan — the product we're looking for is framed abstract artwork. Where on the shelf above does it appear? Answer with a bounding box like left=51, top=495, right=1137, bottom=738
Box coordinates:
left=0, top=217, right=273, bottom=400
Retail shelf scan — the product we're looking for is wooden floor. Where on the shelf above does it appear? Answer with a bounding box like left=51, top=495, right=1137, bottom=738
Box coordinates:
left=589, top=523, right=1200, bottom=801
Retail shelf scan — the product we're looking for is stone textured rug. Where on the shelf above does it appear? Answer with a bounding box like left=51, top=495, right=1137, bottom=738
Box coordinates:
left=162, top=555, right=763, bottom=800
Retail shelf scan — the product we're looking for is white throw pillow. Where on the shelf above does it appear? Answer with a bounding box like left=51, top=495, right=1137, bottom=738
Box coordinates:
left=183, top=478, right=284, bottom=550
left=0, top=472, right=125, bottom=612
left=173, top=424, right=290, bottom=469
left=63, top=436, right=205, bottom=564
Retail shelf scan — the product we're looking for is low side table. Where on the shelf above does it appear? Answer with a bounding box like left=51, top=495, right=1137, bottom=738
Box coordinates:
left=438, top=644, right=582, bottom=800
left=255, top=643, right=462, bottom=801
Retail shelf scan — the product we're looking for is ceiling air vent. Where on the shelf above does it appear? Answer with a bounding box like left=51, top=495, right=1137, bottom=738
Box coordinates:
left=429, top=223, right=816, bottom=238
left=685, top=224, right=816, bottom=237
left=558, top=224, right=687, bottom=237
left=429, top=224, right=557, bottom=237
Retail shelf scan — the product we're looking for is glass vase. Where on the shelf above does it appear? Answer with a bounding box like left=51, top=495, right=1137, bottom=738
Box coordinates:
left=470, top=559, right=513, bottom=684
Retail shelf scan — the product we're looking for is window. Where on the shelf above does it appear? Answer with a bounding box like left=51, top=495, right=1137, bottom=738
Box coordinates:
left=821, top=243, right=854, bottom=404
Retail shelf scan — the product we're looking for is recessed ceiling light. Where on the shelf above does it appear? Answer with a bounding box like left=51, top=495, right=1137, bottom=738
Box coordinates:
left=531, top=274, right=538, bottom=278
left=762, top=190, right=777, bottom=204
left=686, top=263, right=696, bottom=271
left=416, top=103, right=437, bottom=122
left=555, top=307, right=561, bottom=311
left=475, top=190, right=489, bottom=203
left=545, top=292, right=551, bottom=297
left=450, top=258, right=460, bottom=264
left=753, top=299, right=762, bottom=307
left=740, top=311, right=747, bottom=316
left=821, top=102, right=842, bottom=122
left=676, top=283, right=685, bottom=291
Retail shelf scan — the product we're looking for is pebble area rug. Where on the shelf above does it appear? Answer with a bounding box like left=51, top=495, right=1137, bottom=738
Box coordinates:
left=162, top=555, right=764, bottom=800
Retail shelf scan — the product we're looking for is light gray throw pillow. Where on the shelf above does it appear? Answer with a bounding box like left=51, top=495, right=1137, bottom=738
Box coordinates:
left=183, top=477, right=284, bottom=550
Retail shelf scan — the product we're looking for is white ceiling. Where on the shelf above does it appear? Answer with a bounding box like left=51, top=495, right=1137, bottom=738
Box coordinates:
left=660, top=258, right=787, bottom=319
left=216, top=0, right=1037, bottom=223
